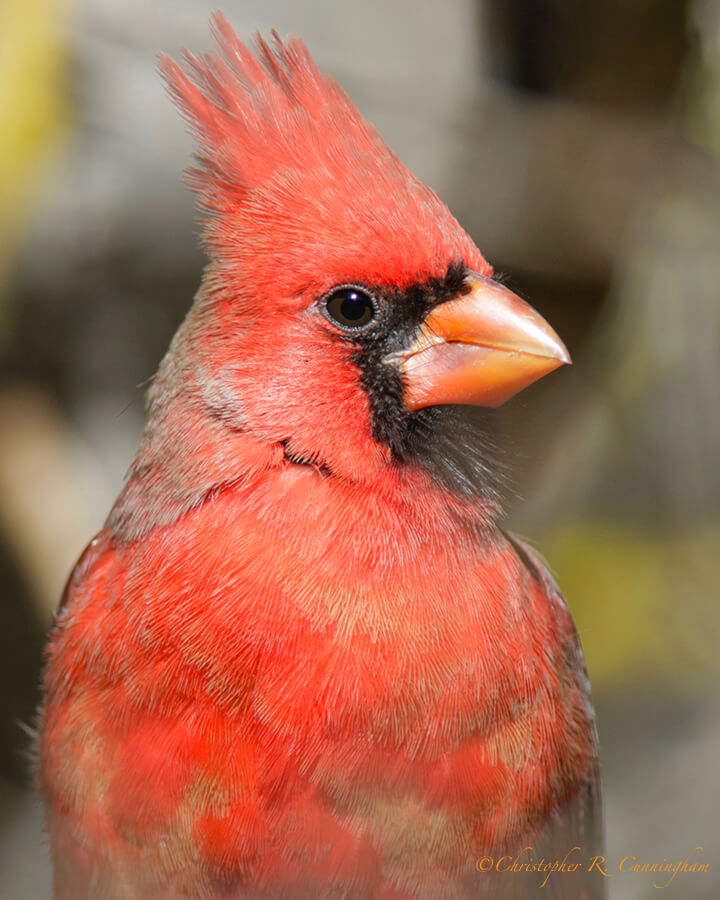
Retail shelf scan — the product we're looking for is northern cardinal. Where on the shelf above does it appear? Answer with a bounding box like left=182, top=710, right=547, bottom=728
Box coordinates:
left=39, top=14, right=605, bottom=900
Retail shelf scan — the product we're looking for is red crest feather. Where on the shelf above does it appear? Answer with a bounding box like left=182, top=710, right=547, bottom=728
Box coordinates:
left=159, top=12, right=489, bottom=293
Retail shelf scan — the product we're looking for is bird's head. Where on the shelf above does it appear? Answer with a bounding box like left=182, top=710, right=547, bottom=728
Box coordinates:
left=155, top=14, right=569, bottom=502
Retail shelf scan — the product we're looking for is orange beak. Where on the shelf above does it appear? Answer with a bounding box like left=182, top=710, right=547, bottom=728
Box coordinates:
left=396, top=273, right=571, bottom=410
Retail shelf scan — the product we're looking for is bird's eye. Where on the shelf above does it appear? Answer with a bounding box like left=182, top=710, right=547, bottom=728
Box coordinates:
left=324, top=286, right=377, bottom=330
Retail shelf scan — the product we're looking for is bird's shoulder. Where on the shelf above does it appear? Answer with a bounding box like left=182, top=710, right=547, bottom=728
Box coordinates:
left=57, top=528, right=116, bottom=615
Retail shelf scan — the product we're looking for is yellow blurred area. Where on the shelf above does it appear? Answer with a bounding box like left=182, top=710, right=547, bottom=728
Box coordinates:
left=0, top=0, right=67, bottom=307
left=545, top=519, right=720, bottom=690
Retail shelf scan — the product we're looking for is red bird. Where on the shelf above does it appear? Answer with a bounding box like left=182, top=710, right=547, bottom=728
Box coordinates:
left=39, top=14, right=605, bottom=900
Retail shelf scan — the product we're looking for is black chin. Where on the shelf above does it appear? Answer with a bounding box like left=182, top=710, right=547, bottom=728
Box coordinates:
left=403, top=405, right=508, bottom=501
left=376, top=391, right=508, bottom=507
left=356, top=354, right=508, bottom=508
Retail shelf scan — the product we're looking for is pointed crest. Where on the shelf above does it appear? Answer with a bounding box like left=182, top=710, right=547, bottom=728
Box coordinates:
left=160, top=13, right=489, bottom=294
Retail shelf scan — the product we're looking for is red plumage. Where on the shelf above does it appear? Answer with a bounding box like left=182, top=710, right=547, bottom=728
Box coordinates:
left=162, top=19, right=489, bottom=293
left=39, top=13, right=604, bottom=899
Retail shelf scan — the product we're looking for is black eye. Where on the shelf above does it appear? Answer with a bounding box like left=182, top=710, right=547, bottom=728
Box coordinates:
left=324, top=286, right=377, bottom=329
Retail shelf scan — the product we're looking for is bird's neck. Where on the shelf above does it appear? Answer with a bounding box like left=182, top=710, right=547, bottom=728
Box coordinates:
left=109, top=329, right=500, bottom=543
left=110, top=395, right=496, bottom=541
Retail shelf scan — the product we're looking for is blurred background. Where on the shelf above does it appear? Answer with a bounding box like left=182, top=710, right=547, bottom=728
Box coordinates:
left=1, top=0, right=719, bottom=897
